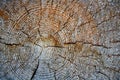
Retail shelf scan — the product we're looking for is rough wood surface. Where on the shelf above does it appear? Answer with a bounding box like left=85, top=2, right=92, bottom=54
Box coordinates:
left=0, top=0, right=120, bottom=80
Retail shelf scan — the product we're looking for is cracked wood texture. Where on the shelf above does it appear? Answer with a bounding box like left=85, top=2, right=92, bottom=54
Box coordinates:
left=0, top=0, right=120, bottom=80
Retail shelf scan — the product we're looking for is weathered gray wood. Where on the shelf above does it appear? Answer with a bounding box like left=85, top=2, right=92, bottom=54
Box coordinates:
left=0, top=0, right=120, bottom=80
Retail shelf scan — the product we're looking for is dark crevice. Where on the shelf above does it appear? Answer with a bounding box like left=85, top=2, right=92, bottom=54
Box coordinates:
left=97, top=14, right=118, bottom=26
left=23, top=5, right=30, bottom=15
left=21, top=31, right=30, bottom=37
left=83, top=42, right=111, bottom=49
left=0, top=40, right=21, bottom=46
left=46, top=45, right=65, bottom=48
left=33, top=43, right=42, bottom=48
left=110, top=40, right=120, bottom=43
left=58, top=54, right=77, bottom=66
left=85, top=41, right=111, bottom=49
left=30, top=60, right=39, bottom=80
left=96, top=71, right=110, bottom=80
left=104, top=66, right=120, bottom=73
left=107, top=54, right=120, bottom=56
left=53, top=71, right=57, bottom=80
left=64, top=42, right=76, bottom=44
left=78, top=19, right=94, bottom=27
left=0, top=36, right=3, bottom=39
left=78, top=75, right=86, bottom=80
left=64, top=41, right=112, bottom=49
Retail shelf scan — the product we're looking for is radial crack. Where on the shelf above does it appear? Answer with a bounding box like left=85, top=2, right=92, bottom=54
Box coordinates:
left=96, top=71, right=110, bottom=80
left=30, top=60, right=39, bottom=80
left=0, top=40, right=21, bottom=46
left=110, top=40, right=120, bottom=43
left=97, top=14, right=118, bottom=26
left=46, top=45, right=65, bottom=48
left=64, top=41, right=112, bottom=49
